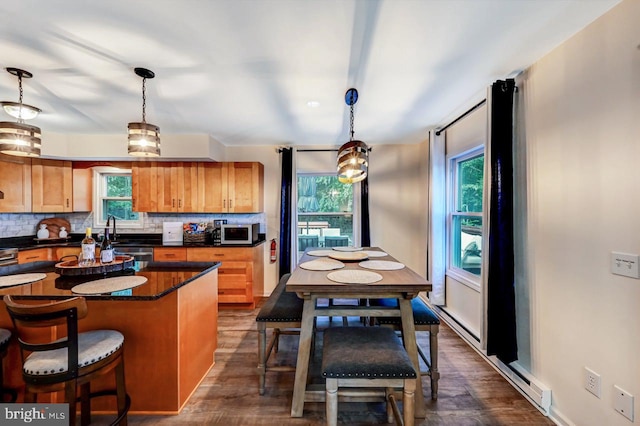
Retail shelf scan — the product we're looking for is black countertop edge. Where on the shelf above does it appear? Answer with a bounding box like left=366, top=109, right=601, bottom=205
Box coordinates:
left=4, top=261, right=222, bottom=301
left=1, top=235, right=266, bottom=250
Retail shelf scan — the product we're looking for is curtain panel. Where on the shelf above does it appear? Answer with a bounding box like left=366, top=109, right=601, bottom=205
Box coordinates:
left=427, top=130, right=446, bottom=305
left=485, top=79, right=518, bottom=364
left=278, top=147, right=293, bottom=278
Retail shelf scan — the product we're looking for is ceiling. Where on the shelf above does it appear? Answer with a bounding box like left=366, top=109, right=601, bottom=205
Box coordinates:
left=0, top=0, right=620, bottom=147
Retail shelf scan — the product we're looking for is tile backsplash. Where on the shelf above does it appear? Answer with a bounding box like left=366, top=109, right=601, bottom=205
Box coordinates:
left=0, top=212, right=266, bottom=238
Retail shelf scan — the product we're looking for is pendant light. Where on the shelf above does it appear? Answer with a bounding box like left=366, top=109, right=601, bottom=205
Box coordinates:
left=0, top=68, right=42, bottom=157
left=337, top=88, right=368, bottom=184
left=128, top=67, right=160, bottom=157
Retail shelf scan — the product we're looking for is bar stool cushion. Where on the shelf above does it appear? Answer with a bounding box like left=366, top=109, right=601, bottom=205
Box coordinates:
left=0, top=328, right=10, bottom=347
left=24, top=330, right=124, bottom=376
left=256, top=274, right=302, bottom=322
left=322, top=327, right=416, bottom=379
left=373, top=298, right=440, bottom=325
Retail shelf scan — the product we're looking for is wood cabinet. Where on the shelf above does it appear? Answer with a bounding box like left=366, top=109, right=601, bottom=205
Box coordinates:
left=187, top=245, right=263, bottom=308
left=31, top=159, right=73, bottom=212
left=0, top=155, right=31, bottom=212
left=131, top=162, right=158, bottom=212
left=72, top=168, right=92, bottom=212
left=154, top=247, right=187, bottom=262
left=132, top=161, right=263, bottom=213
left=55, top=247, right=81, bottom=262
left=197, top=162, right=263, bottom=213
left=18, top=248, right=50, bottom=264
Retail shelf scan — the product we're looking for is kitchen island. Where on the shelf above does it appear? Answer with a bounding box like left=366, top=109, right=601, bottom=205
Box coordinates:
left=0, top=260, right=220, bottom=415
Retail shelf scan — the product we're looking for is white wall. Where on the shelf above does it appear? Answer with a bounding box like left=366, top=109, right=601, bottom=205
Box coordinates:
left=520, top=1, right=639, bottom=424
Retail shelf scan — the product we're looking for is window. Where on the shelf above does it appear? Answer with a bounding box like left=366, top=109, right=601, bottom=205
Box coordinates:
left=296, top=174, right=354, bottom=257
left=93, top=168, right=143, bottom=230
left=448, top=149, right=484, bottom=282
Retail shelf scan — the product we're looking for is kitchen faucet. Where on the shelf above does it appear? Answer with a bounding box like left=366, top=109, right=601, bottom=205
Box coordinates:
left=106, top=215, right=117, bottom=241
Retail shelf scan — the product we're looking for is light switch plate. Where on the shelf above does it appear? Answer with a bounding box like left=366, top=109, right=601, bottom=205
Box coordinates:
left=614, top=385, right=634, bottom=421
left=610, top=252, right=640, bottom=278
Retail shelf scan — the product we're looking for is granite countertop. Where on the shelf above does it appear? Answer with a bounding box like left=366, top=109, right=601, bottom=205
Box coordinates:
left=0, top=260, right=221, bottom=301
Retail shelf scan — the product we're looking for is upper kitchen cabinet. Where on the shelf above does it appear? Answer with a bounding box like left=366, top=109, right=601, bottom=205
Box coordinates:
left=131, top=162, right=158, bottom=212
left=31, top=159, right=73, bottom=212
left=157, top=162, right=199, bottom=212
left=0, top=155, right=32, bottom=212
left=198, top=162, right=263, bottom=213
left=72, top=168, right=92, bottom=212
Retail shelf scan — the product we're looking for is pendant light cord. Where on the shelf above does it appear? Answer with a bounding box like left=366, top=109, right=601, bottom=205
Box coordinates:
left=141, top=77, right=147, bottom=123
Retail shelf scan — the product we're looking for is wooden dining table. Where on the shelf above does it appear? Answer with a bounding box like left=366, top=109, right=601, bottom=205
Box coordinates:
left=286, top=247, right=432, bottom=419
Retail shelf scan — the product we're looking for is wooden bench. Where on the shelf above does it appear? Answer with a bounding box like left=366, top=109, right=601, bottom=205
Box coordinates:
left=322, top=327, right=417, bottom=426
left=372, top=297, right=440, bottom=399
left=255, top=273, right=303, bottom=395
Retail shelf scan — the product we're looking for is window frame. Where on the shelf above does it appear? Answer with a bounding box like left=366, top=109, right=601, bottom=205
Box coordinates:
left=92, top=167, right=144, bottom=230
left=446, top=146, right=484, bottom=290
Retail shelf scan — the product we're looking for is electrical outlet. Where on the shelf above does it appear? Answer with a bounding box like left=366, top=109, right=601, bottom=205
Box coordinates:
left=611, top=252, right=640, bottom=278
left=614, top=385, right=634, bottom=421
left=584, top=367, right=601, bottom=398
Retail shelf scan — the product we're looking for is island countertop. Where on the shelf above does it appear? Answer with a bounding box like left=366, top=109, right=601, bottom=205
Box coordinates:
left=0, top=260, right=221, bottom=300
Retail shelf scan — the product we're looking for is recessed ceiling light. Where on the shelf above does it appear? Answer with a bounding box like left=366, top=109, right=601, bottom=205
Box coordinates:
left=306, top=101, right=320, bottom=108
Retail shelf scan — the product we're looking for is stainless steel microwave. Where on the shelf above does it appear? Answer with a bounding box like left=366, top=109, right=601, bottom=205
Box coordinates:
left=220, top=223, right=260, bottom=245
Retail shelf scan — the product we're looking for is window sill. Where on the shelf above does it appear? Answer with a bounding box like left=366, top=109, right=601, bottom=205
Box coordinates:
left=445, top=269, right=481, bottom=292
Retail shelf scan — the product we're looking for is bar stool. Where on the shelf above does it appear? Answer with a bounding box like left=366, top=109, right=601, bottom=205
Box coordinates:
left=4, top=295, right=130, bottom=426
left=0, top=328, right=17, bottom=402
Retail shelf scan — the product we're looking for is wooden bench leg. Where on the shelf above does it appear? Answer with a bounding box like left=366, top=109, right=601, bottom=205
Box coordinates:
left=430, top=326, right=440, bottom=400
left=403, top=378, right=416, bottom=426
left=326, top=378, right=338, bottom=426
left=257, top=323, right=267, bottom=395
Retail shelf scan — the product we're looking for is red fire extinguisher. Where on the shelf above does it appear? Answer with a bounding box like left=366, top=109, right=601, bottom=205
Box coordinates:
left=270, top=239, right=277, bottom=263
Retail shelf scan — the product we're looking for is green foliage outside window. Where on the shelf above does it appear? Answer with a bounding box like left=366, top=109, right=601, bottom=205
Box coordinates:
left=102, top=175, right=138, bottom=221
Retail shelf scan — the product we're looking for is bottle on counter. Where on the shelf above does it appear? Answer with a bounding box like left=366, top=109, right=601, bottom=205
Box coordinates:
left=80, top=227, right=96, bottom=266
left=100, top=227, right=114, bottom=264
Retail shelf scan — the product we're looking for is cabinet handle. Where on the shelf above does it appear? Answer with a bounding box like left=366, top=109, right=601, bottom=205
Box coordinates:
left=66, top=198, right=70, bottom=207
left=166, top=253, right=175, bottom=257
left=179, top=199, right=182, bottom=208
left=27, top=256, right=39, bottom=260
left=172, top=199, right=176, bottom=207
left=229, top=200, right=232, bottom=209
left=224, top=199, right=226, bottom=208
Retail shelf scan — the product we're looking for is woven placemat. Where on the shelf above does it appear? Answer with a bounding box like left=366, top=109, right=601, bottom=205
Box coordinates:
left=364, top=250, right=388, bottom=258
left=332, top=246, right=363, bottom=252
left=299, top=259, right=345, bottom=271
left=72, top=276, right=148, bottom=295
left=307, top=249, right=335, bottom=257
left=327, top=269, right=383, bottom=284
left=359, top=260, right=405, bottom=271
left=328, top=251, right=369, bottom=261
left=0, top=273, right=47, bottom=288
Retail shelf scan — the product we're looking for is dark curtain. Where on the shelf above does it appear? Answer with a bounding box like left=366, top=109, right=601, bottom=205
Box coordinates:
left=278, top=148, right=293, bottom=278
left=360, top=176, right=370, bottom=247
left=486, top=78, right=518, bottom=364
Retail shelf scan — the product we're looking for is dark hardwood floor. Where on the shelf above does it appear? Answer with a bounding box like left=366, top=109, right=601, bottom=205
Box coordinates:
left=100, top=299, right=555, bottom=425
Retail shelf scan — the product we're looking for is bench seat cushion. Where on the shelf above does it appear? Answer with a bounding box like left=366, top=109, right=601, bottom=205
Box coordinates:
left=256, top=273, right=303, bottom=322
left=322, top=327, right=416, bottom=379
left=372, top=298, right=440, bottom=326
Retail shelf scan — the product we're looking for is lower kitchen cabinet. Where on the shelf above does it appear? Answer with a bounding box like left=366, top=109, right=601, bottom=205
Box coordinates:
left=18, top=248, right=51, bottom=264
left=187, top=245, right=263, bottom=308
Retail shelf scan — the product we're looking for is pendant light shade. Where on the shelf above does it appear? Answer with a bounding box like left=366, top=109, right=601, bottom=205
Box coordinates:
left=128, top=67, right=160, bottom=157
left=337, top=88, right=368, bottom=184
left=0, top=68, right=42, bottom=157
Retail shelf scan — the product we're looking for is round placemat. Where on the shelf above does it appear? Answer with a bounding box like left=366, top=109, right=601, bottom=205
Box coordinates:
left=359, top=260, right=405, bottom=271
left=327, top=269, right=383, bottom=284
left=0, top=273, right=47, bottom=288
left=307, top=249, right=335, bottom=257
left=332, top=246, right=363, bottom=252
left=328, top=251, right=369, bottom=261
left=300, top=259, right=345, bottom=271
left=72, top=276, right=148, bottom=295
left=364, top=250, right=388, bottom=258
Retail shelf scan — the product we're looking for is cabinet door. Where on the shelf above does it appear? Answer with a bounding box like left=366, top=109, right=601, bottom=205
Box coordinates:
left=31, top=159, right=73, bottom=212
left=0, top=155, right=31, bottom=212
left=198, top=162, right=228, bottom=212
left=131, top=162, right=158, bottom=212
left=72, top=168, right=92, bottom=212
left=157, top=162, right=178, bottom=212
left=18, top=248, right=50, bottom=264
left=228, top=162, right=264, bottom=213
left=177, top=162, right=199, bottom=212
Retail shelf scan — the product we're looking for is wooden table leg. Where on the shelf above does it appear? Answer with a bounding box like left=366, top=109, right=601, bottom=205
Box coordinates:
left=398, top=297, right=426, bottom=418
left=291, top=296, right=315, bottom=417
